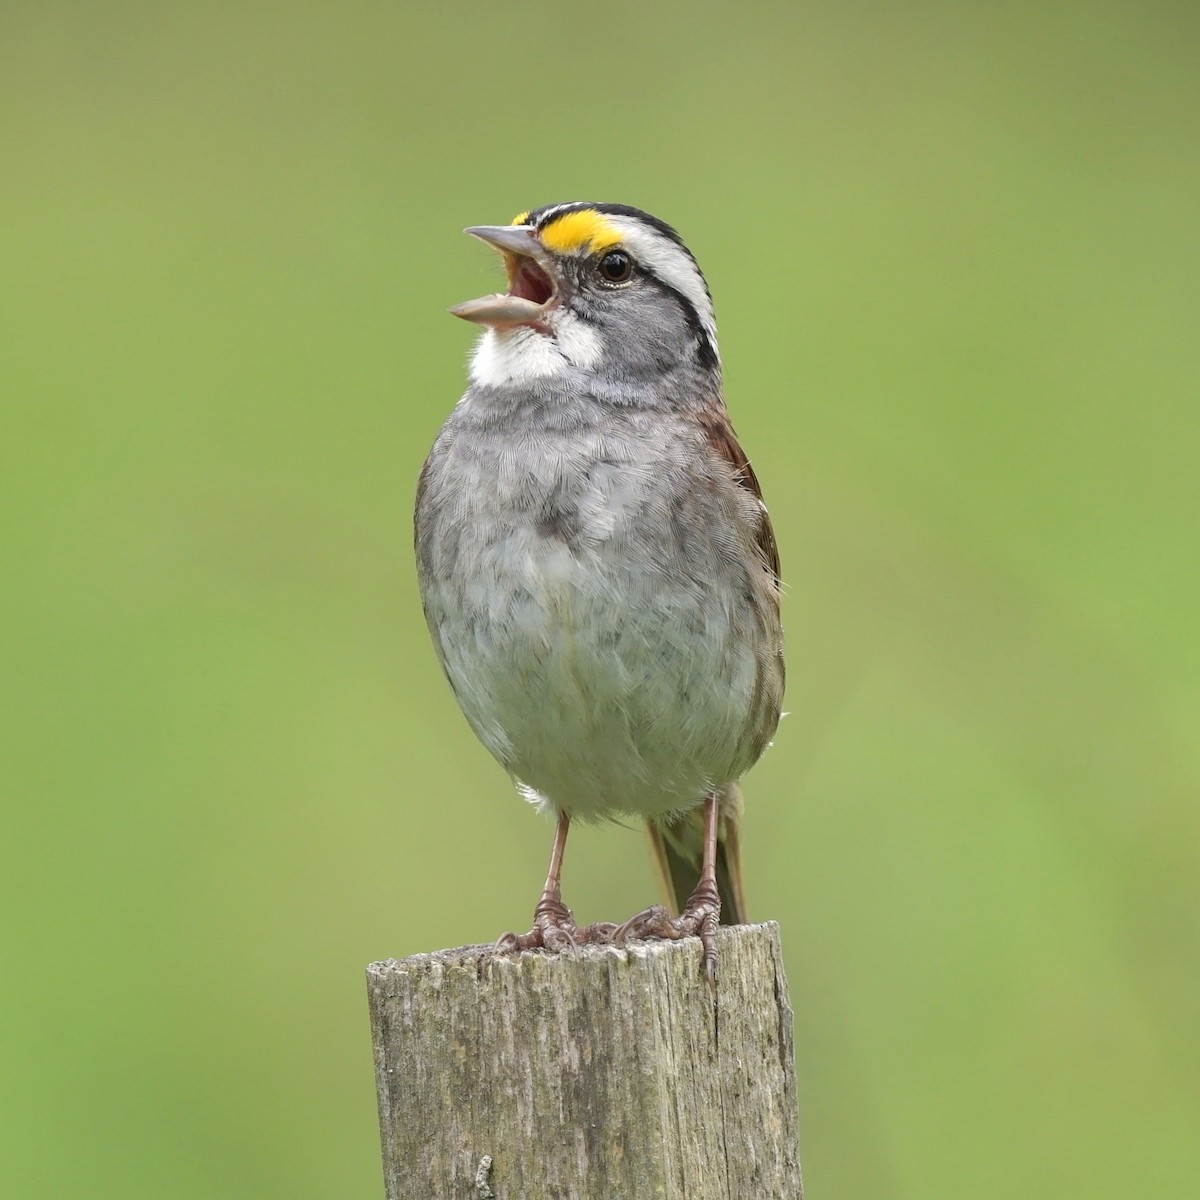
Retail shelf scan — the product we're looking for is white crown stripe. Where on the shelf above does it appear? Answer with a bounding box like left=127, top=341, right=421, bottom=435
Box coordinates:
left=530, top=202, right=588, bottom=228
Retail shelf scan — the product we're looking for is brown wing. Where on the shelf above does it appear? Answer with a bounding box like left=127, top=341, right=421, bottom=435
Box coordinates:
left=648, top=407, right=783, bottom=921
left=695, top=406, right=781, bottom=588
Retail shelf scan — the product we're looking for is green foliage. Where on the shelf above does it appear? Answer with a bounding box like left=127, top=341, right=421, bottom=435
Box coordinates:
left=2, top=2, right=1197, bottom=1197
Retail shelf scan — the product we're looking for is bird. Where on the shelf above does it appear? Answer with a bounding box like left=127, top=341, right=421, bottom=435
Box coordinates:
left=414, top=202, right=783, bottom=979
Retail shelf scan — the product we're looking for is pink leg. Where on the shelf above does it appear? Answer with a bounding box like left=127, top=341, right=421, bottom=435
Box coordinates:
left=495, top=813, right=617, bottom=955
left=614, top=793, right=722, bottom=982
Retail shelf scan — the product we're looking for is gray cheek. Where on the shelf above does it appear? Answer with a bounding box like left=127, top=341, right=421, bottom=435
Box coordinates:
left=575, top=289, right=691, bottom=376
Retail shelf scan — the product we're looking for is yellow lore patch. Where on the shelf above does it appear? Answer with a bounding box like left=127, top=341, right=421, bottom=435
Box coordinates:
left=511, top=210, right=530, bottom=225
left=537, top=209, right=622, bottom=255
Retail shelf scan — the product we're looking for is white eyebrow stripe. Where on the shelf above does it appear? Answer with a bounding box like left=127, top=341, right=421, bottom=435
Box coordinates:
left=604, top=215, right=719, bottom=358
left=529, top=202, right=578, bottom=227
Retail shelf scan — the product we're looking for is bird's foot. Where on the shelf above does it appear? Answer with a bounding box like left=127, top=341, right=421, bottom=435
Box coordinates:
left=494, top=893, right=617, bottom=956
left=614, top=878, right=722, bottom=982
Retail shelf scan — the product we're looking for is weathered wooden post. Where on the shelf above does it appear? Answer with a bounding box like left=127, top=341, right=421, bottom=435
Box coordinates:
left=366, top=922, right=802, bottom=1198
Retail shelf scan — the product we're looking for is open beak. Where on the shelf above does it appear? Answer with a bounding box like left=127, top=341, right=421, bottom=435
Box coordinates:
left=450, top=225, right=558, bottom=328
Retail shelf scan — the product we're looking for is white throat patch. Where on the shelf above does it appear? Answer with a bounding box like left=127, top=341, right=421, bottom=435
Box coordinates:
left=469, top=317, right=602, bottom=388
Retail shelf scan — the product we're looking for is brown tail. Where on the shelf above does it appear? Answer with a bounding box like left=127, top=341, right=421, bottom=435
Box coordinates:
left=645, top=785, right=748, bottom=924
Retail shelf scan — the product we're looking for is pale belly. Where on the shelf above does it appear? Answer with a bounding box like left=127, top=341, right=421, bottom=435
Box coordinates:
left=422, top=524, right=763, bottom=821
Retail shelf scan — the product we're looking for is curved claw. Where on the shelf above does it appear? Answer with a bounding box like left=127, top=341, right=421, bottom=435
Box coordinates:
left=493, top=926, right=557, bottom=954
left=580, top=921, right=619, bottom=944
left=493, top=899, right=619, bottom=959
left=613, top=905, right=675, bottom=947
left=698, top=910, right=719, bottom=984
left=612, top=882, right=723, bottom=983
left=493, top=930, right=523, bottom=954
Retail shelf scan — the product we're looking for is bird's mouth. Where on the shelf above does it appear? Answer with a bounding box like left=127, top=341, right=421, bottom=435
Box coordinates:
left=450, top=225, right=557, bottom=329
left=508, top=256, right=555, bottom=307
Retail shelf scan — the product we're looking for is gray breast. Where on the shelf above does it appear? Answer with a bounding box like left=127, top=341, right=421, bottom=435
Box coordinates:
left=415, top=391, right=779, bottom=819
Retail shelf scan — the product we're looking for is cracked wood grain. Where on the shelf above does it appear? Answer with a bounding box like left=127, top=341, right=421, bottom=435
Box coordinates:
left=367, top=922, right=802, bottom=1199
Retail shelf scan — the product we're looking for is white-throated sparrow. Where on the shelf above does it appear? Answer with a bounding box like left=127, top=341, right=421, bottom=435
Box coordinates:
left=415, top=203, right=783, bottom=978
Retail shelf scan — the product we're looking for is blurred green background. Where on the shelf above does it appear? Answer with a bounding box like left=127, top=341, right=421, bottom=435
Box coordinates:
left=3, top=1, right=1197, bottom=1196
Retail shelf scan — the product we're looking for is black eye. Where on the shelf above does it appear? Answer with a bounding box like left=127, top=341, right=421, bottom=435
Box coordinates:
left=598, top=249, right=633, bottom=283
